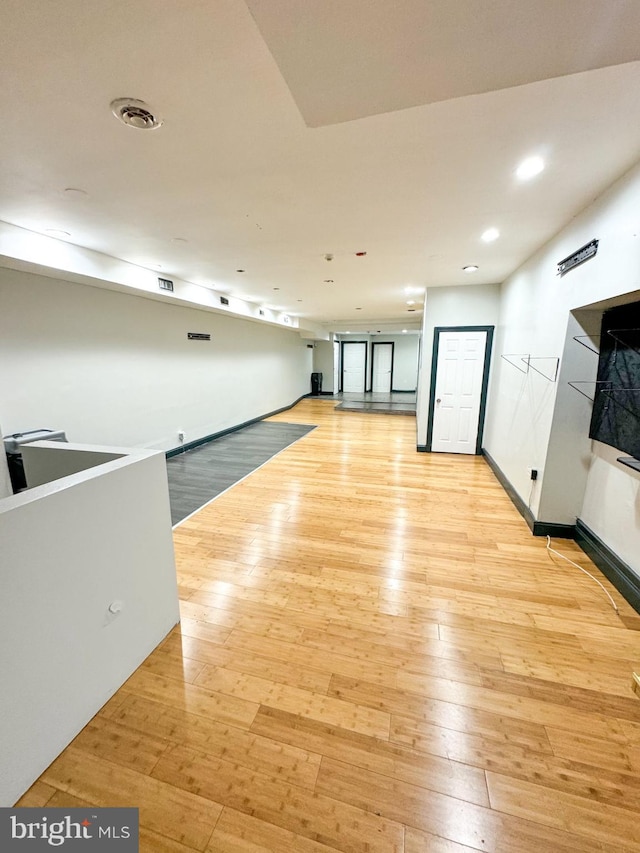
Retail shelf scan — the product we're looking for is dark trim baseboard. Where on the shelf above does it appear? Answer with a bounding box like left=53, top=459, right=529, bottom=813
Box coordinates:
left=391, top=389, right=417, bottom=393
left=416, top=444, right=428, bottom=453
left=575, top=519, right=640, bottom=614
left=481, top=448, right=575, bottom=539
left=166, top=394, right=310, bottom=458
left=532, top=520, right=576, bottom=539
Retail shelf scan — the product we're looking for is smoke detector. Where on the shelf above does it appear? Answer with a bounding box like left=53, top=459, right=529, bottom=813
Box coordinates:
left=110, top=98, right=163, bottom=130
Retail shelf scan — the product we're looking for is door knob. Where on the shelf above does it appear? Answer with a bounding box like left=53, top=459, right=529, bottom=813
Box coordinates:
left=436, top=398, right=441, bottom=404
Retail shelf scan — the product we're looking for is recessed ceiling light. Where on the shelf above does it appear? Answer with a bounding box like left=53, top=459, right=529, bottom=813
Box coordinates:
left=355, top=307, right=362, bottom=310
left=406, top=300, right=415, bottom=305
left=404, top=285, right=424, bottom=295
left=402, top=329, right=408, bottom=334
left=481, top=227, right=500, bottom=243
left=297, top=299, right=303, bottom=302
left=324, top=279, right=334, bottom=283
left=236, top=269, right=245, bottom=273
left=516, top=156, right=544, bottom=181
left=463, top=265, right=479, bottom=273
left=273, top=287, right=280, bottom=291
left=45, top=229, right=70, bottom=239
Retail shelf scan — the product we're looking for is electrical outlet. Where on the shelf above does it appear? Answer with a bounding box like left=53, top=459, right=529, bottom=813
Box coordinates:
left=178, top=430, right=185, bottom=442
left=528, top=468, right=538, bottom=481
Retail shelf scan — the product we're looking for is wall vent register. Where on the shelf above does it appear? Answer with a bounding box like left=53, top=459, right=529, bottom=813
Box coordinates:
left=187, top=332, right=211, bottom=341
left=158, top=277, right=174, bottom=292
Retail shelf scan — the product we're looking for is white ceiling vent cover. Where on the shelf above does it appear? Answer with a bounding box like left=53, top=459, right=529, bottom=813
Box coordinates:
left=110, top=98, right=163, bottom=130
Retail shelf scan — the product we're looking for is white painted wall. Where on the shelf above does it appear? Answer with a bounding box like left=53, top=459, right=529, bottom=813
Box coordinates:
left=416, top=284, right=501, bottom=445
left=312, top=340, right=335, bottom=392
left=0, top=267, right=312, bottom=451
left=483, top=160, right=640, bottom=576
left=371, top=334, right=419, bottom=391
left=0, top=446, right=179, bottom=806
left=22, top=442, right=125, bottom=489
left=581, top=441, right=640, bottom=574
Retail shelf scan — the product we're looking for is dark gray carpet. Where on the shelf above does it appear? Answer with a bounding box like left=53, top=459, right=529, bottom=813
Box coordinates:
left=167, top=421, right=315, bottom=525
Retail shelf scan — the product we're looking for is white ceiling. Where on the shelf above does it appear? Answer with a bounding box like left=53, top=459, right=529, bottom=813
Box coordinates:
left=1, top=0, right=640, bottom=331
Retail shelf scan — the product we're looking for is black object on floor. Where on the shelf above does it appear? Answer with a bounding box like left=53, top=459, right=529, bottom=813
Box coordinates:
left=166, top=420, right=315, bottom=526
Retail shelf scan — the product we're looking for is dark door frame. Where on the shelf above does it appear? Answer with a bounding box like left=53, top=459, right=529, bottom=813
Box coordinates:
left=340, top=340, right=368, bottom=393
left=426, top=325, right=494, bottom=454
left=371, top=341, right=395, bottom=392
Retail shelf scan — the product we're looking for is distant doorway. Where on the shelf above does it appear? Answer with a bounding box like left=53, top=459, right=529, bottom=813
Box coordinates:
left=372, top=342, right=393, bottom=392
left=341, top=341, right=367, bottom=392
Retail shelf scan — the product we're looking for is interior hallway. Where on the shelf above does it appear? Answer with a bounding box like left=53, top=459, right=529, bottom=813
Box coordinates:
left=17, top=399, right=640, bottom=852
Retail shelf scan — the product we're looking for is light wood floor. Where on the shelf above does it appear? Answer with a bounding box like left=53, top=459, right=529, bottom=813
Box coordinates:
left=18, top=399, right=640, bottom=852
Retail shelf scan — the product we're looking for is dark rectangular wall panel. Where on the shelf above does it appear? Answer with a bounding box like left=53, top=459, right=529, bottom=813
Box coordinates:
left=590, top=300, right=640, bottom=459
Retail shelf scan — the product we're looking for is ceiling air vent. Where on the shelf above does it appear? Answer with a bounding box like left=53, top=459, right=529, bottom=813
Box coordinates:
left=110, top=98, right=163, bottom=130
left=158, top=277, right=173, bottom=292
left=220, top=296, right=229, bottom=306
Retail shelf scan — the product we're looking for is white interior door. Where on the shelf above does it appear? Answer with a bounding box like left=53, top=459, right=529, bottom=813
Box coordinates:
left=431, top=330, right=488, bottom=454
left=342, top=342, right=366, bottom=392
left=333, top=340, right=340, bottom=394
left=372, top=343, right=393, bottom=392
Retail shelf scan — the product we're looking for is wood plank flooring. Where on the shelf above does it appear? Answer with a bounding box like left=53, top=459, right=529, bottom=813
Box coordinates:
left=17, top=399, right=640, bottom=852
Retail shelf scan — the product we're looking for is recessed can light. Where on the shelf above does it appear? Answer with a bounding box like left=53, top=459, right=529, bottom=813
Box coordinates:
left=463, top=265, right=479, bottom=273
left=236, top=269, right=245, bottom=273
left=516, top=156, right=544, bottom=181
left=273, top=287, right=280, bottom=291
left=355, top=307, right=362, bottom=310
left=402, top=329, right=408, bottom=334
left=406, top=300, right=415, bottom=305
left=324, top=279, right=334, bottom=283
left=481, top=227, right=500, bottom=243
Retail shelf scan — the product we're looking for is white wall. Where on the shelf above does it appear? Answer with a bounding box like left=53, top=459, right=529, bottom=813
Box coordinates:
left=312, top=340, right=335, bottom=392
left=0, top=267, right=312, bottom=451
left=371, top=334, right=419, bottom=391
left=416, top=284, right=501, bottom=445
left=581, top=441, right=640, bottom=574
left=483, top=160, right=640, bottom=576
left=0, top=446, right=179, bottom=806
left=22, top=442, right=124, bottom=489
